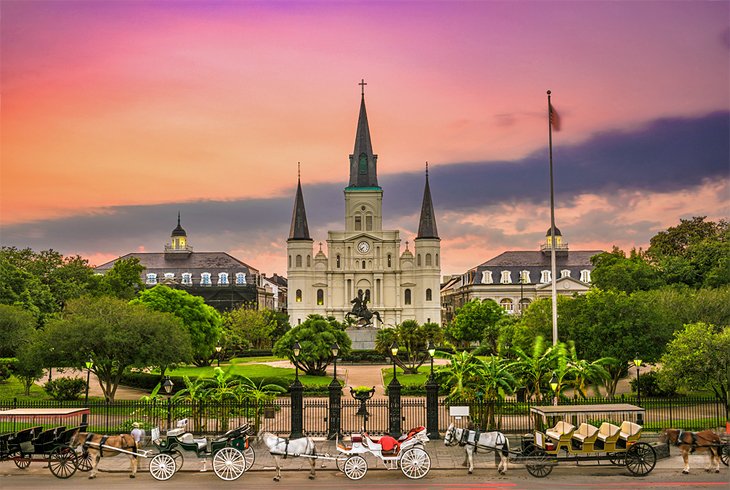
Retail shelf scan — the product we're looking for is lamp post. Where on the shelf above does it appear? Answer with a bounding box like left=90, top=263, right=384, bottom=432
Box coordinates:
left=290, top=341, right=303, bottom=438
left=162, top=376, right=174, bottom=430
left=549, top=372, right=559, bottom=406
left=215, top=343, right=222, bottom=368
left=48, top=347, right=54, bottom=383
left=328, top=342, right=342, bottom=440
left=84, top=358, right=93, bottom=405
left=388, top=341, right=402, bottom=437
left=425, top=341, right=439, bottom=439
left=634, top=354, right=642, bottom=404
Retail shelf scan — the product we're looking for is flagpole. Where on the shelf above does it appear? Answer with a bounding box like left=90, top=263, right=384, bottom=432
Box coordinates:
left=547, top=90, right=558, bottom=346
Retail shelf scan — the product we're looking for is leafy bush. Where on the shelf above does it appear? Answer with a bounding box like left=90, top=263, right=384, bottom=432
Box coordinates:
left=0, top=358, right=16, bottom=382
left=44, top=378, right=87, bottom=400
left=630, top=370, right=676, bottom=397
left=120, top=371, right=291, bottom=394
left=340, top=350, right=388, bottom=363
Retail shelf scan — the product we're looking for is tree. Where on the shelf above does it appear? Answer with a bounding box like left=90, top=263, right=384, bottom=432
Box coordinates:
left=14, top=331, right=46, bottom=395
left=42, top=296, right=192, bottom=401
left=446, top=299, right=504, bottom=351
left=272, top=315, right=351, bottom=376
left=510, top=336, right=564, bottom=404
left=98, top=257, right=145, bottom=299
left=0, top=251, right=57, bottom=322
left=0, top=304, right=36, bottom=357
left=435, top=351, right=485, bottom=403
left=131, top=285, right=222, bottom=367
left=223, top=307, right=275, bottom=352
left=591, top=247, right=664, bottom=293
left=659, top=322, right=730, bottom=419
left=479, top=355, right=516, bottom=429
left=375, top=320, right=443, bottom=374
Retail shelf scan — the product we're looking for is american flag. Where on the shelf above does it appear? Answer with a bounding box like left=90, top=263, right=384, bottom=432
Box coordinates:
left=550, top=103, right=561, bottom=131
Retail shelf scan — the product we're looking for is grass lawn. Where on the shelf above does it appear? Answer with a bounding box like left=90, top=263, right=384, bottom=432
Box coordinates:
left=229, top=356, right=283, bottom=364
left=163, top=363, right=338, bottom=387
left=381, top=368, right=431, bottom=387
left=0, top=376, right=49, bottom=401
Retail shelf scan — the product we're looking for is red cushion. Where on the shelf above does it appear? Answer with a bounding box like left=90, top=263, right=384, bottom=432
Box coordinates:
left=379, top=435, right=398, bottom=452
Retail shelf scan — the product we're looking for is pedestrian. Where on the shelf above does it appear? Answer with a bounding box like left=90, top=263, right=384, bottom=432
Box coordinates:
left=131, top=422, right=145, bottom=446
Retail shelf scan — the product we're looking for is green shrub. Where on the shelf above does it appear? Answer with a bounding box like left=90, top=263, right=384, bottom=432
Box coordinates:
left=340, top=350, right=388, bottom=363
left=0, top=359, right=15, bottom=382
left=44, top=378, right=87, bottom=400
left=629, top=371, right=676, bottom=397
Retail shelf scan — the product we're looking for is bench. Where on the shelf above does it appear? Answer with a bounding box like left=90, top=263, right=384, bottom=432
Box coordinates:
left=179, top=432, right=208, bottom=452
left=571, top=423, right=599, bottom=451
left=595, top=422, right=620, bottom=451
left=545, top=421, right=575, bottom=451
left=618, top=421, right=642, bottom=447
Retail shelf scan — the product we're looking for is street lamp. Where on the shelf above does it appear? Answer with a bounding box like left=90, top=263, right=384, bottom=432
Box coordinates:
left=162, top=376, right=174, bottom=395
left=162, top=376, right=174, bottom=430
left=427, top=341, right=436, bottom=378
left=48, top=347, right=55, bottom=383
left=549, top=372, right=559, bottom=406
left=293, top=341, right=301, bottom=382
left=84, top=358, right=93, bottom=405
left=215, top=343, right=222, bottom=367
left=331, top=342, right=340, bottom=382
left=390, top=341, right=399, bottom=382
left=634, top=354, right=643, bottom=405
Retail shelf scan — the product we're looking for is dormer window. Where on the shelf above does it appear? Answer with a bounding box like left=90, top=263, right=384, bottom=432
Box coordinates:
left=541, top=270, right=551, bottom=283
left=218, top=272, right=229, bottom=285
left=580, top=269, right=591, bottom=283
left=201, top=273, right=212, bottom=286
left=481, top=271, right=493, bottom=284
left=181, top=273, right=192, bottom=285
left=235, top=272, right=246, bottom=285
left=561, top=269, right=571, bottom=278
left=500, top=271, right=512, bottom=284
left=164, top=273, right=175, bottom=281
left=146, top=273, right=157, bottom=285
left=520, top=270, right=530, bottom=284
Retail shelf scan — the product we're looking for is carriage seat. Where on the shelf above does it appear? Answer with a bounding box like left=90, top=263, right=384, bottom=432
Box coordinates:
left=619, top=421, right=642, bottom=443
left=179, top=432, right=207, bottom=451
left=597, top=423, right=620, bottom=442
left=571, top=423, right=599, bottom=451
left=399, top=426, right=426, bottom=442
left=545, top=421, right=575, bottom=442
left=167, top=428, right=185, bottom=437
left=362, top=432, right=400, bottom=454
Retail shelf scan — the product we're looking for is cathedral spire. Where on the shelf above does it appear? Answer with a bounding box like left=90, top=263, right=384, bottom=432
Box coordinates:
left=348, top=79, right=379, bottom=188
left=416, top=162, right=439, bottom=239
left=289, top=163, right=311, bottom=241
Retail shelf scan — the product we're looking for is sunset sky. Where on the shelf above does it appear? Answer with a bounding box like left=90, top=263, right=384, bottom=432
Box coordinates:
left=1, top=0, right=728, bottom=277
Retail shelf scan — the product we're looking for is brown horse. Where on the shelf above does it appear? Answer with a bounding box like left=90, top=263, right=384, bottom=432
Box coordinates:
left=659, top=429, right=722, bottom=474
left=70, top=432, right=139, bottom=479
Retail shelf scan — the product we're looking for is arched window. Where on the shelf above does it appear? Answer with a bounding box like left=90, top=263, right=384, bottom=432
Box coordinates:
left=201, top=273, right=211, bottom=286
left=500, top=270, right=512, bottom=284
left=362, top=260, right=366, bottom=269
left=317, top=289, right=324, bottom=305
left=307, top=255, right=311, bottom=267
left=146, top=273, right=157, bottom=285
left=426, top=288, right=432, bottom=301
left=387, top=254, right=392, bottom=268
left=296, top=255, right=302, bottom=267
left=288, top=255, right=291, bottom=268
left=336, top=254, right=341, bottom=268
left=218, top=272, right=229, bottom=285
left=426, top=253, right=432, bottom=266
left=404, top=289, right=412, bottom=305
left=295, top=289, right=302, bottom=302
left=561, top=269, right=571, bottom=278
left=519, top=298, right=531, bottom=313
left=235, top=272, right=246, bottom=285
left=520, top=270, right=530, bottom=284
left=436, top=253, right=439, bottom=266
left=182, top=273, right=192, bottom=285
left=164, top=272, right=175, bottom=281
left=355, top=215, right=362, bottom=230
left=541, top=270, right=551, bottom=283
left=580, top=270, right=591, bottom=283
left=417, top=254, right=422, bottom=266
left=500, top=298, right=514, bottom=312
left=366, top=215, right=373, bottom=230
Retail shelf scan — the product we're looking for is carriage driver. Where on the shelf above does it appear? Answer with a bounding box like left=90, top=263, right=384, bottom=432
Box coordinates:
left=131, top=422, right=145, bottom=446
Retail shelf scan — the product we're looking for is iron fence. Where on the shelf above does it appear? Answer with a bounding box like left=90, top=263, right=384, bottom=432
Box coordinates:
left=0, top=395, right=724, bottom=436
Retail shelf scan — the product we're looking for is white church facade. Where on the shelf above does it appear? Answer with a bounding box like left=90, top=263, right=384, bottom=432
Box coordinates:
left=286, top=86, right=441, bottom=328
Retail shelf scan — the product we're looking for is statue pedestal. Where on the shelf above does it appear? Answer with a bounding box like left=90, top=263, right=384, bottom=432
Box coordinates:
left=346, top=326, right=379, bottom=350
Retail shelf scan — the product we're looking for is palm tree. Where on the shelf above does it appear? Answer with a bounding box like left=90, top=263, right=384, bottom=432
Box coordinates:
left=480, top=356, right=517, bottom=429
left=511, top=336, right=564, bottom=404
left=565, top=342, right=615, bottom=399
left=436, top=350, right=485, bottom=403
left=172, top=375, right=210, bottom=432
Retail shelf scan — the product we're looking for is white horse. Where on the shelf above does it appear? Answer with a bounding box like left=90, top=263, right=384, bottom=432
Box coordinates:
left=444, top=423, right=510, bottom=475
left=258, top=431, right=318, bottom=482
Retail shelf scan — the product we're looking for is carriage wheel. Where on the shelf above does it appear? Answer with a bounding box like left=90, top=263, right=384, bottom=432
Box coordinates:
left=76, top=449, right=93, bottom=472
left=243, top=446, right=255, bottom=471
left=400, top=447, right=431, bottom=479
left=608, top=452, right=625, bottom=466
left=48, top=446, right=78, bottom=479
left=343, top=455, right=368, bottom=480
left=213, top=447, right=246, bottom=481
left=13, top=453, right=31, bottom=469
left=721, top=444, right=729, bottom=466
left=335, top=455, right=348, bottom=472
left=525, top=448, right=553, bottom=478
left=625, top=442, right=656, bottom=476
left=149, top=453, right=177, bottom=481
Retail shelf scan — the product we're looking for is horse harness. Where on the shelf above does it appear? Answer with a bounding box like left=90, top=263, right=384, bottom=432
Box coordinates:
left=457, top=427, right=504, bottom=454
left=675, top=430, right=699, bottom=453
left=83, top=433, right=137, bottom=458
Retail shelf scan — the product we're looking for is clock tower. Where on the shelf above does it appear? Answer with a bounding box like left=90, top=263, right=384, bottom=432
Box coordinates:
left=287, top=82, right=441, bottom=330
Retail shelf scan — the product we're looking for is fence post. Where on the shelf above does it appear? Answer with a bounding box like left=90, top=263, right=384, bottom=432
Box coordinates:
left=328, top=379, right=341, bottom=440
left=388, top=378, right=402, bottom=437
left=425, top=376, right=439, bottom=439
left=290, top=377, right=304, bottom=438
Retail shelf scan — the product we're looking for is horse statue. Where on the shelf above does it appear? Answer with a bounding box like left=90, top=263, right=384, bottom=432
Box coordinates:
left=659, top=428, right=722, bottom=474
left=444, top=423, right=510, bottom=475
left=258, top=431, right=318, bottom=482
left=69, top=431, right=139, bottom=479
left=345, top=290, right=382, bottom=326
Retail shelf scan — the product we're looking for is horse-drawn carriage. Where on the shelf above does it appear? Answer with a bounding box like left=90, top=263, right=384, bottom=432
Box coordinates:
left=0, top=408, right=91, bottom=478
left=149, top=419, right=255, bottom=481
left=517, top=404, right=657, bottom=477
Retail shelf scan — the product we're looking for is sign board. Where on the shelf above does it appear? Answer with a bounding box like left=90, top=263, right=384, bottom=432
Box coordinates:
left=449, top=406, right=470, bottom=418
left=264, top=407, right=276, bottom=419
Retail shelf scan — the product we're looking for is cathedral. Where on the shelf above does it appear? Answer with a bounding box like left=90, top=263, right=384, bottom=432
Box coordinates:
left=286, top=85, right=441, bottom=328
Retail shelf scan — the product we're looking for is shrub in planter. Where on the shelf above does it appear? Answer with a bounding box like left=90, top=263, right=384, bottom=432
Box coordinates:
left=44, top=378, right=87, bottom=401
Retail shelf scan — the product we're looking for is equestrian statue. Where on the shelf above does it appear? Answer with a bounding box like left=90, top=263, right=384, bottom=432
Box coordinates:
left=346, top=290, right=382, bottom=327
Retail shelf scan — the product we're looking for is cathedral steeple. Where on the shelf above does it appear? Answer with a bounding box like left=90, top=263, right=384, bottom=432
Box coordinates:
left=416, top=163, right=439, bottom=239
left=289, top=164, right=312, bottom=241
left=348, top=79, right=379, bottom=188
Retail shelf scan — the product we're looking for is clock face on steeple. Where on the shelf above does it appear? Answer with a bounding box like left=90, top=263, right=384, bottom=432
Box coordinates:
left=357, top=240, right=370, bottom=254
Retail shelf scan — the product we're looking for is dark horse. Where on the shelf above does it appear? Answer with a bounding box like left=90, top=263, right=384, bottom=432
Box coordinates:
left=346, top=290, right=382, bottom=325
left=69, top=431, right=139, bottom=479
left=659, top=428, right=722, bottom=474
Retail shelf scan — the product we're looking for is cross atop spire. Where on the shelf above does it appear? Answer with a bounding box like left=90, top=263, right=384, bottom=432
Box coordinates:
left=348, top=81, right=379, bottom=188
left=425, top=161, right=429, bottom=177
left=289, top=164, right=311, bottom=241
left=359, top=78, right=367, bottom=97
left=416, top=163, right=439, bottom=240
